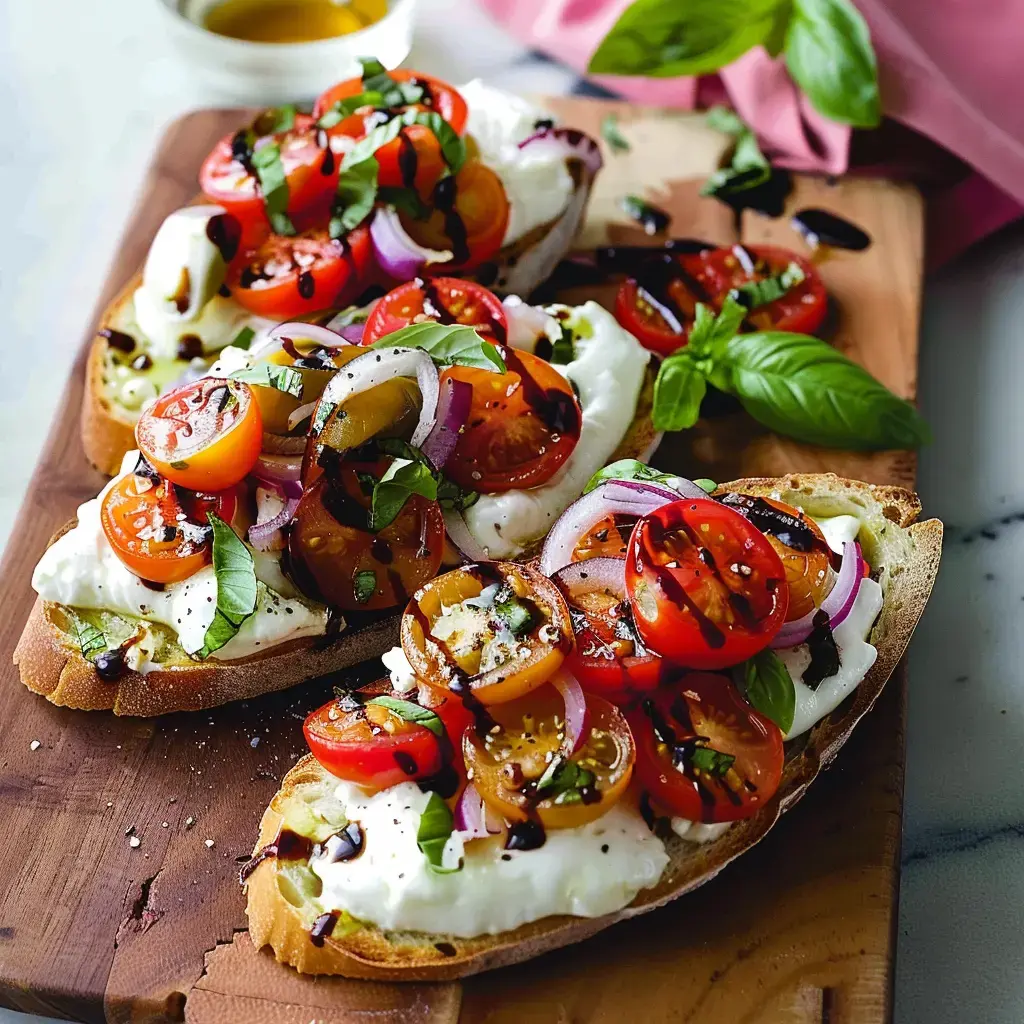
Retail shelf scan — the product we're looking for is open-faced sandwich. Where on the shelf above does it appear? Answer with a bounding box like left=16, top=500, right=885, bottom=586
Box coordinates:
left=16, top=283, right=657, bottom=715
left=84, top=59, right=603, bottom=476
left=241, top=471, right=940, bottom=980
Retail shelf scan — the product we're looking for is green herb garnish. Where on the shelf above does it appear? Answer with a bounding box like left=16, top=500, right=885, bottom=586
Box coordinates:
left=230, top=326, right=256, bottom=351
left=368, top=321, right=506, bottom=372
left=736, top=648, right=797, bottom=734
left=690, top=746, right=736, bottom=778
left=196, top=514, right=258, bottom=659
left=417, top=791, right=460, bottom=873
left=251, top=142, right=296, bottom=237
left=230, top=362, right=304, bottom=399
left=365, top=696, right=444, bottom=737
left=601, top=113, right=631, bottom=153
left=732, top=261, right=805, bottom=309
left=584, top=459, right=683, bottom=495
left=369, top=459, right=438, bottom=531
left=535, top=756, right=596, bottom=804
left=353, top=570, right=378, bottom=605
left=493, top=593, right=536, bottom=637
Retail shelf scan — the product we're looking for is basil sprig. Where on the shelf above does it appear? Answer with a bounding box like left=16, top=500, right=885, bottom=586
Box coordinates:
left=651, top=296, right=931, bottom=449
left=317, top=59, right=424, bottom=130
left=701, top=106, right=773, bottom=203
left=417, top=791, right=460, bottom=873
left=584, top=459, right=686, bottom=495
left=736, top=649, right=796, bottom=733
left=369, top=321, right=506, bottom=372
left=690, top=746, right=736, bottom=777
left=196, top=514, right=258, bottom=659
left=600, top=114, right=631, bottom=153
left=365, top=695, right=444, bottom=737
left=732, top=261, right=805, bottom=309
left=229, top=362, right=304, bottom=398
left=587, top=0, right=880, bottom=128
left=230, top=326, right=256, bottom=351
left=353, top=570, right=377, bottom=605
left=251, top=143, right=296, bottom=237
left=535, top=756, right=596, bottom=805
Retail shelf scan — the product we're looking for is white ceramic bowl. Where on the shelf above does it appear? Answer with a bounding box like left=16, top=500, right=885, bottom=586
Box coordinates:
left=155, top=0, right=416, bottom=105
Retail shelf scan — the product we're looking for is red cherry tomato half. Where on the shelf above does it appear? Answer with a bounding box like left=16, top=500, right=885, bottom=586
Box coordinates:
left=135, top=377, right=262, bottom=492
left=627, top=673, right=785, bottom=823
left=625, top=499, right=788, bottom=669
left=100, top=468, right=237, bottom=584
left=362, top=277, right=508, bottom=346
left=227, top=226, right=372, bottom=321
left=199, top=113, right=335, bottom=237
left=303, top=694, right=445, bottom=791
left=440, top=347, right=581, bottom=494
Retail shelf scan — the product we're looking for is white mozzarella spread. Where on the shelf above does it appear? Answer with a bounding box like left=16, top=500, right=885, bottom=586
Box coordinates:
left=461, top=301, right=648, bottom=558
left=459, top=79, right=575, bottom=246
left=31, top=453, right=326, bottom=664
left=381, top=645, right=417, bottom=693
left=132, top=207, right=274, bottom=361
left=816, top=513, right=862, bottom=555
left=670, top=818, right=732, bottom=844
left=311, top=780, right=668, bottom=938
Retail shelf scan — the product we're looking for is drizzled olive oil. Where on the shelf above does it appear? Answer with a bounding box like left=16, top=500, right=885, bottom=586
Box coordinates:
left=203, top=0, right=388, bottom=44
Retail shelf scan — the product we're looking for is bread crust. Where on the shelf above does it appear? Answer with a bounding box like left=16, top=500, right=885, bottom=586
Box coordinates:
left=244, top=473, right=943, bottom=980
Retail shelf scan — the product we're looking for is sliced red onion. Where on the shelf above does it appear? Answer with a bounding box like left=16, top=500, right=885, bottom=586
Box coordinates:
left=453, top=783, right=490, bottom=840
left=370, top=206, right=453, bottom=280
left=553, top=556, right=628, bottom=598
left=319, top=347, right=439, bottom=449
left=442, top=508, right=490, bottom=562
left=538, top=479, right=684, bottom=577
left=518, top=127, right=604, bottom=176
left=552, top=668, right=590, bottom=754
left=421, top=377, right=472, bottom=470
left=286, top=400, right=318, bottom=432
left=266, top=321, right=351, bottom=350
left=324, top=299, right=378, bottom=339
left=337, top=323, right=365, bottom=344
left=770, top=541, right=864, bottom=649
left=248, top=492, right=299, bottom=551
left=253, top=453, right=303, bottom=499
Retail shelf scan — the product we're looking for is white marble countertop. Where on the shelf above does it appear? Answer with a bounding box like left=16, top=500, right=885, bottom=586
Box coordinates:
left=0, top=1, right=1016, bottom=1021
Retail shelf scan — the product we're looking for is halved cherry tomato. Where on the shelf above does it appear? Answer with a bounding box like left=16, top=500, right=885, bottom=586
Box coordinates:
left=553, top=566, right=664, bottom=705
left=464, top=686, right=635, bottom=829
left=136, top=377, right=262, bottom=492
left=626, top=499, right=788, bottom=669
left=304, top=693, right=445, bottom=790
left=441, top=347, right=581, bottom=493
left=287, top=458, right=444, bottom=611
left=100, top=465, right=237, bottom=584
left=401, top=161, right=509, bottom=271
left=718, top=492, right=834, bottom=621
left=697, top=244, right=827, bottom=336
left=614, top=244, right=827, bottom=356
left=401, top=562, right=573, bottom=705
left=228, top=226, right=372, bottom=321
left=361, top=278, right=508, bottom=345
left=627, top=673, right=784, bottom=823
left=315, top=71, right=467, bottom=203
left=199, top=113, right=336, bottom=235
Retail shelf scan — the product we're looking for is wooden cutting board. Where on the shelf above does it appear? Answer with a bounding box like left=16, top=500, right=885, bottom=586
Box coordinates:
left=0, top=97, right=922, bottom=1024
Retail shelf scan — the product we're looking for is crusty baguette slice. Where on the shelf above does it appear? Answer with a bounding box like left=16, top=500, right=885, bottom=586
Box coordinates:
left=243, top=473, right=942, bottom=981
left=81, top=161, right=599, bottom=478
left=18, top=363, right=654, bottom=716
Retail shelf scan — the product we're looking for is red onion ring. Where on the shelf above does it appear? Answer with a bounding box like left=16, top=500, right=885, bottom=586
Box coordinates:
left=248, top=494, right=299, bottom=551
left=266, top=321, right=351, bottom=350
left=770, top=541, right=864, bottom=649
left=286, top=400, right=317, bottom=432
left=370, top=207, right=453, bottom=280
left=453, top=783, right=503, bottom=841
left=337, top=323, right=365, bottom=344
left=318, top=347, right=440, bottom=449
left=538, top=479, right=695, bottom=577
left=421, top=377, right=472, bottom=470
left=442, top=508, right=490, bottom=562
left=252, top=453, right=303, bottom=499
left=517, top=127, right=604, bottom=176
left=552, top=556, right=628, bottom=598
left=552, top=668, right=590, bottom=755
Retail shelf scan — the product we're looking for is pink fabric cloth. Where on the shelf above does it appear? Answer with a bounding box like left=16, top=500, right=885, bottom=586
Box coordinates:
left=480, top=0, right=1024, bottom=268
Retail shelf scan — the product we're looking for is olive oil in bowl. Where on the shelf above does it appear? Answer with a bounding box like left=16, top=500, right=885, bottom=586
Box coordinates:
left=202, top=0, right=388, bottom=44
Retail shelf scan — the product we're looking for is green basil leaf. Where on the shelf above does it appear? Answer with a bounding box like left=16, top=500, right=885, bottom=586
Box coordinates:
left=377, top=185, right=430, bottom=220
left=353, top=569, right=377, bottom=605
left=714, top=331, right=931, bottom=449
left=330, top=154, right=379, bottom=238
left=652, top=351, right=707, bottom=432
left=72, top=616, right=108, bottom=661
left=600, top=113, right=631, bottom=153
left=369, top=321, right=506, bottom=372
left=690, top=746, right=736, bottom=777
left=251, top=142, right=296, bottom=237
left=493, top=594, right=536, bottom=637
left=535, top=756, right=596, bottom=803
left=784, top=0, right=881, bottom=127
left=732, top=261, right=805, bottom=309
left=316, top=90, right=386, bottom=129
left=366, top=696, right=444, bottom=738
left=583, top=459, right=682, bottom=495
left=197, top=514, right=258, bottom=659
left=549, top=325, right=575, bottom=365
left=437, top=476, right=479, bottom=512
left=370, top=459, right=438, bottom=531
left=701, top=115, right=773, bottom=202
left=230, top=362, right=304, bottom=399
left=417, top=791, right=460, bottom=873
left=705, top=105, right=748, bottom=137
left=407, top=111, right=466, bottom=173
left=230, top=326, right=256, bottom=351
left=695, top=478, right=717, bottom=493
left=687, top=295, right=747, bottom=357
left=358, top=56, right=423, bottom=107
left=311, top=399, right=337, bottom=438
left=587, top=0, right=783, bottom=78
left=739, top=649, right=796, bottom=733
left=253, top=104, right=296, bottom=136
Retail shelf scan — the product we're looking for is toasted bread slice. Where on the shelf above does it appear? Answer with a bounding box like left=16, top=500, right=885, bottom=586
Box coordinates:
left=81, top=162, right=599, bottom=478
left=243, top=473, right=942, bottom=981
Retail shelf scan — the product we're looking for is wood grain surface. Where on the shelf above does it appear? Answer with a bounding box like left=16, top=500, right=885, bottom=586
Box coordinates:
left=0, top=97, right=923, bottom=1023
